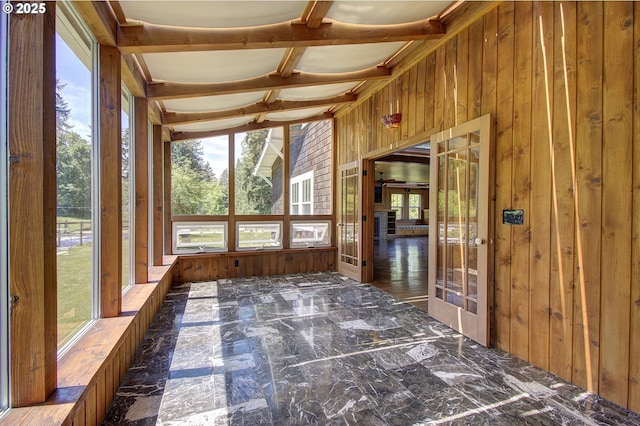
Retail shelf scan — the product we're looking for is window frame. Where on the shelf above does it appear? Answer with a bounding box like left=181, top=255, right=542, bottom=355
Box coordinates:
left=408, top=193, right=422, bottom=220
left=121, top=85, right=134, bottom=291
left=291, top=170, right=314, bottom=215
left=173, top=221, right=228, bottom=254
left=390, top=192, right=405, bottom=220
left=290, top=220, right=331, bottom=248
left=236, top=221, right=283, bottom=251
left=56, top=0, right=100, bottom=355
left=0, top=9, right=9, bottom=412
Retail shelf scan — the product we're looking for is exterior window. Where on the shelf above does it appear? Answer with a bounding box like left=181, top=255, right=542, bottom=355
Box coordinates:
left=291, top=221, right=331, bottom=248
left=121, top=87, right=133, bottom=289
left=289, top=120, right=333, bottom=215
left=173, top=222, right=227, bottom=253
left=408, top=193, right=422, bottom=220
left=237, top=222, right=283, bottom=250
left=171, top=136, right=229, bottom=215
left=291, top=171, right=313, bottom=215
left=0, top=10, right=9, bottom=412
left=55, top=2, right=98, bottom=350
left=390, top=193, right=404, bottom=219
left=235, top=129, right=284, bottom=215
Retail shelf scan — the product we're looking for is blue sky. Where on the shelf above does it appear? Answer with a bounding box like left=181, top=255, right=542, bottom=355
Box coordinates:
left=56, top=33, right=92, bottom=139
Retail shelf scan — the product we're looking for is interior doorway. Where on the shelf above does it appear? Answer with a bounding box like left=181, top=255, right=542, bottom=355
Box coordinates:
left=367, top=142, right=431, bottom=311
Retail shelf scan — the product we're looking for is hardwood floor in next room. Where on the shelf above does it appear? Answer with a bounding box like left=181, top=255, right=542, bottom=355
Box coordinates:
left=371, top=236, right=429, bottom=312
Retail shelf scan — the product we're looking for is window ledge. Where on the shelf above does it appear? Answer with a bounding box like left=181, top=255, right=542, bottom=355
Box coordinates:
left=0, top=256, right=178, bottom=425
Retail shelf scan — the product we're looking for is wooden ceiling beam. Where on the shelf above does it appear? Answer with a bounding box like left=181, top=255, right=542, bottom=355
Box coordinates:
left=163, top=94, right=356, bottom=125
left=72, top=0, right=117, bottom=46
left=117, top=19, right=445, bottom=54
left=303, top=1, right=334, bottom=29
left=171, top=113, right=332, bottom=141
left=146, top=66, right=390, bottom=100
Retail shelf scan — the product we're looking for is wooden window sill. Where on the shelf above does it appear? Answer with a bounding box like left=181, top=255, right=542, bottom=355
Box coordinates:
left=1, top=256, right=178, bottom=425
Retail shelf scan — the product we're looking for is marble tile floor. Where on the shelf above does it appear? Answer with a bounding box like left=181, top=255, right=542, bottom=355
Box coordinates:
left=103, top=272, right=639, bottom=425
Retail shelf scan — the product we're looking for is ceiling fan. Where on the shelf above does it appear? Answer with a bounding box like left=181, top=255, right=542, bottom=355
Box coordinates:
left=376, top=171, right=405, bottom=186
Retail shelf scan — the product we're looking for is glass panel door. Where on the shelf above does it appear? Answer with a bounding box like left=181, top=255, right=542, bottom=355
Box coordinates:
left=429, top=114, right=491, bottom=346
left=337, top=162, right=361, bottom=280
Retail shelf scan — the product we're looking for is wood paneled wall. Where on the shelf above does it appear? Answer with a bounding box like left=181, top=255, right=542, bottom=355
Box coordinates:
left=175, top=248, right=337, bottom=283
left=335, top=1, right=640, bottom=412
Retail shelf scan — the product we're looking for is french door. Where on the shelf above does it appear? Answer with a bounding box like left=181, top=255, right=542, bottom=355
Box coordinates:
left=337, top=161, right=361, bottom=281
left=429, top=114, right=491, bottom=346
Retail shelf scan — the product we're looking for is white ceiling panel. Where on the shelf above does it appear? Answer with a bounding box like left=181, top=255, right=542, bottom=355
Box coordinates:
left=173, top=116, right=254, bottom=132
left=297, top=42, right=405, bottom=74
left=279, top=82, right=359, bottom=101
left=326, top=1, right=449, bottom=25
left=266, top=107, right=328, bottom=122
left=164, top=92, right=267, bottom=113
left=143, top=49, right=287, bottom=83
left=119, top=1, right=306, bottom=28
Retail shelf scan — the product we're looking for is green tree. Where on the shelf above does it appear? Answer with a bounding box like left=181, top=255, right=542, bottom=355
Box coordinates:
left=235, top=130, right=272, bottom=214
left=172, top=140, right=214, bottom=181
left=56, top=82, right=92, bottom=218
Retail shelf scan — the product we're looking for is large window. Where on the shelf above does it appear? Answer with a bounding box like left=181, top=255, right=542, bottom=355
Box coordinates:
left=390, top=193, right=404, bottom=219
left=289, top=120, right=333, bottom=215
left=56, top=2, right=98, bottom=350
left=121, top=87, right=133, bottom=289
left=170, top=122, right=334, bottom=253
left=0, top=10, right=9, bottom=412
left=408, top=193, right=422, bottom=220
left=235, top=129, right=283, bottom=215
left=390, top=191, right=425, bottom=221
left=171, top=136, right=229, bottom=215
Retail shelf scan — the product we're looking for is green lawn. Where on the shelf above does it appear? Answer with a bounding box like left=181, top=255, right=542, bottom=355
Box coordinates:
left=57, top=234, right=130, bottom=349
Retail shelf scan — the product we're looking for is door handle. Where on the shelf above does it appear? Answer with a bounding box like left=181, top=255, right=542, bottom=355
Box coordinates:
left=474, top=237, right=486, bottom=245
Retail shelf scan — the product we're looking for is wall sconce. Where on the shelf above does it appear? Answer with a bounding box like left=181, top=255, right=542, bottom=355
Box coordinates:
left=381, top=81, right=401, bottom=130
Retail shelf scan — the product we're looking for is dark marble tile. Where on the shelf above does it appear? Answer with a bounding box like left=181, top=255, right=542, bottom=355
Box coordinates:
left=104, top=273, right=640, bottom=426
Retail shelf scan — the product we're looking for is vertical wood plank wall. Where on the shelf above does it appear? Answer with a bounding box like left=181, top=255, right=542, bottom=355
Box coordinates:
left=335, top=1, right=640, bottom=412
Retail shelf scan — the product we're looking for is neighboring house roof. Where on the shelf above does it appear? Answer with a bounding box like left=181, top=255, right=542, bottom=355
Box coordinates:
left=254, top=127, right=284, bottom=182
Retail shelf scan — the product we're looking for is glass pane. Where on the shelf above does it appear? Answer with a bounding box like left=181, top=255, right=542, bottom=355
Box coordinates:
left=445, top=151, right=468, bottom=305
left=436, top=155, right=446, bottom=286
left=469, top=131, right=480, bottom=145
left=237, top=222, right=282, bottom=249
left=121, top=91, right=131, bottom=289
left=235, top=129, right=283, bottom=215
left=174, top=222, right=227, bottom=253
left=172, top=136, right=229, bottom=215
left=449, top=135, right=468, bottom=151
left=291, top=222, right=331, bottom=248
left=56, top=24, right=94, bottom=349
left=340, top=167, right=358, bottom=266
left=468, top=299, right=477, bottom=314
left=468, top=146, right=480, bottom=303
left=408, top=193, right=421, bottom=220
left=446, top=290, right=465, bottom=308
left=436, top=287, right=443, bottom=300
left=289, top=120, right=332, bottom=215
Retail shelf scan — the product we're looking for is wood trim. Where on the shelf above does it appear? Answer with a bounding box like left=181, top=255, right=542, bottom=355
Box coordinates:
left=163, top=141, right=172, bottom=256
left=282, top=125, right=291, bottom=249
left=117, top=19, right=445, bottom=54
left=146, top=67, right=391, bottom=100
left=99, top=45, right=122, bottom=317
left=72, top=0, right=117, bottom=46
left=8, top=4, right=57, bottom=406
left=171, top=113, right=332, bottom=141
left=163, top=95, right=355, bottom=126
left=152, top=125, right=164, bottom=266
left=134, top=97, right=149, bottom=283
